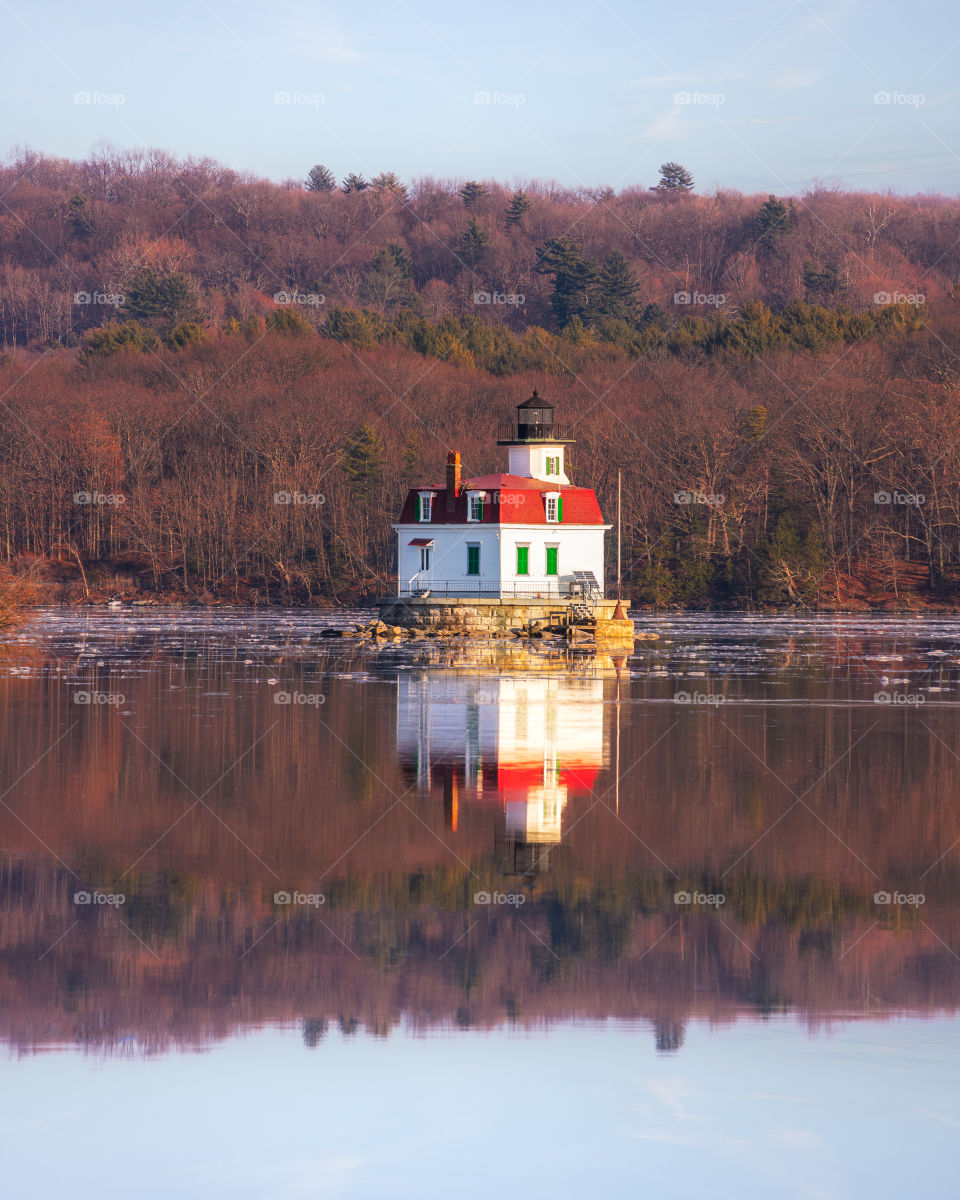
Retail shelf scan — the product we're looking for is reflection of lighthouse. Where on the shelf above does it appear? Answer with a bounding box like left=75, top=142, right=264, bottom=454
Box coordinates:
left=396, top=668, right=609, bottom=871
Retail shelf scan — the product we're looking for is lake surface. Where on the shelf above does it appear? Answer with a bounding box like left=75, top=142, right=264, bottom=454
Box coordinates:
left=1, top=608, right=959, bottom=1197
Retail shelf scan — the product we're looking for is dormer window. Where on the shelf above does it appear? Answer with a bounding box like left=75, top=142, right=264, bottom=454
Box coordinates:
left=544, top=492, right=563, bottom=523
left=416, top=492, right=433, bottom=522
left=545, top=455, right=560, bottom=477
left=468, top=491, right=485, bottom=522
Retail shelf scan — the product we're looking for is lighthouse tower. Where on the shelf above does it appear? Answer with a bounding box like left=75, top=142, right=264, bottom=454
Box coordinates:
left=496, top=389, right=574, bottom=485
left=383, top=388, right=631, bottom=637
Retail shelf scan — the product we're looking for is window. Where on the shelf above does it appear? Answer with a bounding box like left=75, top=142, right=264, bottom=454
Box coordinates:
left=545, top=456, right=559, bottom=476
left=516, top=545, right=529, bottom=576
left=545, top=493, right=562, bottom=523
left=419, top=546, right=432, bottom=572
left=467, top=544, right=480, bottom=575
left=418, top=492, right=433, bottom=522
left=468, top=492, right=484, bottom=522
left=545, top=546, right=558, bottom=576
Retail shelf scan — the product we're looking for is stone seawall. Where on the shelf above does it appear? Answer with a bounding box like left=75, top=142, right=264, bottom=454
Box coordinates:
left=376, top=596, right=636, bottom=643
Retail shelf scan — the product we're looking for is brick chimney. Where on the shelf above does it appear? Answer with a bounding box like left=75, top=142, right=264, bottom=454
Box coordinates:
left=446, top=451, right=461, bottom=513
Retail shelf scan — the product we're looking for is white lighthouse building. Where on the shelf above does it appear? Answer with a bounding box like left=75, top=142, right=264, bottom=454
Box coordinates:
left=393, top=391, right=610, bottom=601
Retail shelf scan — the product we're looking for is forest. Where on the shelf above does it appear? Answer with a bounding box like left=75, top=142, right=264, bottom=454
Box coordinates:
left=1, top=146, right=960, bottom=606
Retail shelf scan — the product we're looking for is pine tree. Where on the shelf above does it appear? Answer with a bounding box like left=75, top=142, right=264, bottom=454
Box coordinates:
left=342, top=423, right=384, bottom=498
left=534, top=236, right=600, bottom=329
left=597, top=252, right=640, bottom=321
left=753, top=195, right=792, bottom=250
left=305, top=164, right=336, bottom=192
left=656, top=162, right=694, bottom=192
left=360, top=244, right=413, bottom=309
left=371, top=172, right=407, bottom=198
left=67, top=193, right=96, bottom=238
left=341, top=173, right=369, bottom=193
left=457, top=218, right=490, bottom=270
left=126, top=269, right=202, bottom=333
left=459, top=180, right=487, bottom=209
left=505, top=190, right=532, bottom=227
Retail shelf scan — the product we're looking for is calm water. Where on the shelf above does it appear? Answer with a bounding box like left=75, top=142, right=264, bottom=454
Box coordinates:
left=1, top=607, right=960, bottom=1197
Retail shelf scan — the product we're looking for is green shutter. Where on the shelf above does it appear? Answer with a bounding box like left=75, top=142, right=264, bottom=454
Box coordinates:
left=546, top=546, right=558, bottom=576
left=557, top=495, right=563, bottom=522
left=478, top=498, right=484, bottom=519
left=414, top=494, right=421, bottom=520
left=467, top=545, right=480, bottom=575
left=517, top=545, right=529, bottom=575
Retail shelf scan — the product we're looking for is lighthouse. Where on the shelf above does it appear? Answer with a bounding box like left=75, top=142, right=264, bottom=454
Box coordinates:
left=380, top=390, right=632, bottom=639
left=393, top=391, right=608, bottom=599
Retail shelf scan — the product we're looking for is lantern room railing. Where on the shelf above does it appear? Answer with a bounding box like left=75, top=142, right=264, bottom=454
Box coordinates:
left=497, top=422, right=574, bottom=443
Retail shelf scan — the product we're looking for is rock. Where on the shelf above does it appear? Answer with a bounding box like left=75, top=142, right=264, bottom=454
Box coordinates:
left=319, top=628, right=343, bottom=638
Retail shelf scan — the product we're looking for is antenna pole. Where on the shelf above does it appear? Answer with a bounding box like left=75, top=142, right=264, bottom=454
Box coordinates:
left=617, top=468, right=622, bottom=601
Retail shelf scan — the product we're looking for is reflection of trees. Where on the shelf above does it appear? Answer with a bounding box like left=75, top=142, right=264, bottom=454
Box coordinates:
left=655, top=1019, right=685, bottom=1054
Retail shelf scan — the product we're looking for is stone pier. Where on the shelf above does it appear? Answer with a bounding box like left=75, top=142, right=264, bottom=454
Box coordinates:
left=376, top=596, right=636, bottom=643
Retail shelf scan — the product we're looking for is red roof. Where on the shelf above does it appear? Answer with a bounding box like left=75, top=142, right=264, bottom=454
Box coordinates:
left=398, top=474, right=606, bottom=525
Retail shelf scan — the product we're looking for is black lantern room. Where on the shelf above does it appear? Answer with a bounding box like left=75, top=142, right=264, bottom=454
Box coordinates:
left=497, top=390, right=574, bottom=445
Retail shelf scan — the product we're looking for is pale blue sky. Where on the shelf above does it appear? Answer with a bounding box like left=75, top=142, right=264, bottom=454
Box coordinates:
left=3, top=0, right=959, bottom=193
left=3, top=1017, right=959, bottom=1197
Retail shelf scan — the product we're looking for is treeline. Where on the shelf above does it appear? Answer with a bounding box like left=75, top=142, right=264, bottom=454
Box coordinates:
left=0, top=146, right=954, bottom=349
left=2, top=313, right=960, bottom=606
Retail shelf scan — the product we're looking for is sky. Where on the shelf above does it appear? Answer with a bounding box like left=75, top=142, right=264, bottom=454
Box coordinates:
left=3, top=1016, right=959, bottom=1197
left=2, top=1, right=959, bottom=195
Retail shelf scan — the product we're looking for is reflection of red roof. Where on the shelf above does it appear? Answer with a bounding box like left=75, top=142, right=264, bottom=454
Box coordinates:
left=398, top=474, right=605, bottom=525
left=497, top=764, right=600, bottom=792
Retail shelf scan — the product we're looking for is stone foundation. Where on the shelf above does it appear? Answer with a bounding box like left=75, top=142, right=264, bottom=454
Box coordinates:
left=376, top=596, right=636, bottom=643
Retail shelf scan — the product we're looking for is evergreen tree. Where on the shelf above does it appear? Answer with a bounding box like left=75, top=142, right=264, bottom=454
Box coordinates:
left=305, top=164, right=336, bottom=192
left=534, top=235, right=600, bottom=329
left=597, top=251, right=640, bottom=321
left=342, top=422, right=384, bottom=498
left=457, top=218, right=490, bottom=270
left=360, top=243, right=413, bottom=309
left=67, top=193, right=95, bottom=238
left=126, top=269, right=202, bottom=333
left=371, top=171, right=407, bottom=198
left=505, top=189, right=532, bottom=227
left=459, top=180, right=487, bottom=209
left=341, top=173, right=369, bottom=193
left=753, top=195, right=793, bottom=250
left=803, top=260, right=845, bottom=302
left=656, top=162, right=694, bottom=192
